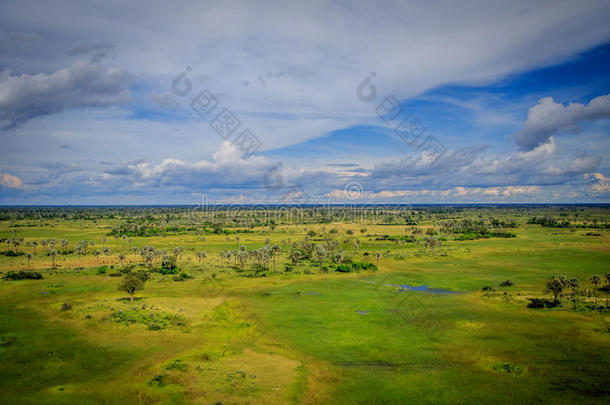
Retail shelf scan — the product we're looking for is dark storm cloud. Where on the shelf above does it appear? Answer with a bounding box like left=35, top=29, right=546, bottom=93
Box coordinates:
left=0, top=60, right=132, bottom=128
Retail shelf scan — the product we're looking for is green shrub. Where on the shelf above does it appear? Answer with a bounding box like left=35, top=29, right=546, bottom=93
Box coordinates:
left=526, top=298, right=557, bottom=308
left=1, top=251, right=24, bottom=257
left=3, top=270, right=43, bottom=280
left=336, top=264, right=351, bottom=272
left=148, top=374, right=166, bottom=386
left=165, top=359, right=187, bottom=371
left=493, top=363, right=523, bottom=374
left=173, top=272, right=191, bottom=281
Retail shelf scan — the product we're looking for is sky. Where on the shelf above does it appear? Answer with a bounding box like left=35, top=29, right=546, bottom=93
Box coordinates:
left=0, top=0, right=609, bottom=205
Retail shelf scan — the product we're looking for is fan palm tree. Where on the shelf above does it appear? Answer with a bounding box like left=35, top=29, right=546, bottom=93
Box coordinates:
left=590, top=275, right=601, bottom=304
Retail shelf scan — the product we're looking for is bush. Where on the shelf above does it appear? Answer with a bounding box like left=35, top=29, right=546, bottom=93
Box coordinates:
left=173, top=272, right=191, bottom=281
left=1, top=251, right=24, bottom=257
left=499, top=280, right=514, bottom=287
left=3, top=271, right=43, bottom=280
left=526, top=298, right=558, bottom=308
left=148, top=374, right=166, bottom=386
left=336, top=264, right=351, bottom=272
left=61, top=302, right=72, bottom=311
left=108, top=272, right=122, bottom=277
left=97, top=266, right=107, bottom=274
left=159, top=266, right=179, bottom=275
left=165, top=359, right=187, bottom=371
left=161, top=255, right=178, bottom=272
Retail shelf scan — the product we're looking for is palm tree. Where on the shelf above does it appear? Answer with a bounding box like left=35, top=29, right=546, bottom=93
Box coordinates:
left=173, top=247, right=184, bottom=261
left=93, top=249, right=101, bottom=264
left=605, top=274, right=610, bottom=308
left=590, top=275, right=601, bottom=304
left=103, top=247, right=111, bottom=264
left=568, top=278, right=580, bottom=308
left=314, top=244, right=327, bottom=266
left=49, top=249, right=57, bottom=267
left=197, top=251, right=208, bottom=268
left=271, top=244, right=280, bottom=271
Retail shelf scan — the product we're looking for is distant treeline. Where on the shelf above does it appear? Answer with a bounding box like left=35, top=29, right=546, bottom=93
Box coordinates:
left=527, top=216, right=609, bottom=229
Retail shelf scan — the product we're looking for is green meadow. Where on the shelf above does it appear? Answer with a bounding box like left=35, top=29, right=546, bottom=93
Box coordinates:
left=0, top=206, right=608, bottom=404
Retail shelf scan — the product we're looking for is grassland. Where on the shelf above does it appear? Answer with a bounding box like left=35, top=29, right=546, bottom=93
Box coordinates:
left=0, top=206, right=609, bottom=404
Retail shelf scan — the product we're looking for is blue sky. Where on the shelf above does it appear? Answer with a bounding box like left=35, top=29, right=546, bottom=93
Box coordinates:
left=0, top=1, right=609, bottom=204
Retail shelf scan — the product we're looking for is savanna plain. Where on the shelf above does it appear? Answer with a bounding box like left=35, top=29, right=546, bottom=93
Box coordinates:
left=0, top=205, right=608, bottom=404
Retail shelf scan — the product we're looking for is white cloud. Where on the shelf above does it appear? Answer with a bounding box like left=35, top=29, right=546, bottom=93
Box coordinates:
left=1, top=1, right=610, bottom=203
left=513, top=94, right=610, bottom=151
left=584, top=172, right=610, bottom=195
left=1, top=172, right=23, bottom=189
left=107, top=141, right=274, bottom=188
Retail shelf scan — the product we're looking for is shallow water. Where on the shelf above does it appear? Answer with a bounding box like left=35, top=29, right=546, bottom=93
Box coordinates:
left=397, top=284, right=456, bottom=294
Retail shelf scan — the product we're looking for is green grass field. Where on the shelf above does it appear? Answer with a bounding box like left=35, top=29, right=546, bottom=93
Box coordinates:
left=0, top=207, right=609, bottom=404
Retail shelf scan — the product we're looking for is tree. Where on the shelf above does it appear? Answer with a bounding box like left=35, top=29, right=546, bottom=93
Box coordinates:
left=590, top=275, right=601, bottom=304
left=289, top=248, right=302, bottom=265
left=161, top=255, right=178, bottom=272
left=103, top=247, right=111, bottom=264
left=605, top=274, right=610, bottom=308
left=93, top=249, right=101, bottom=264
left=49, top=249, right=57, bottom=267
left=567, top=278, right=580, bottom=308
left=197, top=251, right=207, bottom=267
left=26, top=252, right=32, bottom=268
left=173, top=247, right=184, bottom=261
left=314, top=244, right=327, bottom=266
left=546, top=277, right=563, bottom=304
left=271, top=244, right=281, bottom=271
left=118, top=274, right=145, bottom=301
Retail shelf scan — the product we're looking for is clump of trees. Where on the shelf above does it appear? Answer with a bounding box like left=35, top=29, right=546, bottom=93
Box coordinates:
left=442, top=219, right=517, bottom=240
left=526, top=274, right=610, bottom=309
